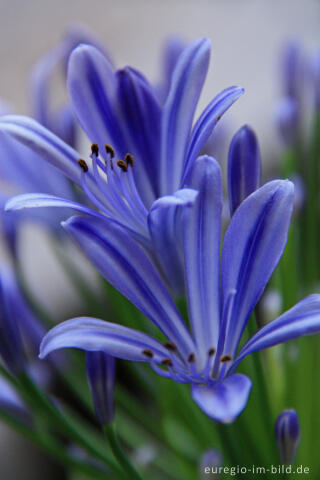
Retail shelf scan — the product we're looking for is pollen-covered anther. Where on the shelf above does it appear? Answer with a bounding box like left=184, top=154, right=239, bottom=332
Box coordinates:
left=164, top=341, right=177, bottom=351
left=124, top=153, right=134, bottom=167
left=188, top=353, right=196, bottom=363
left=161, top=358, right=173, bottom=367
left=105, top=144, right=115, bottom=158
left=142, top=349, right=154, bottom=359
left=117, top=160, right=128, bottom=172
left=217, top=115, right=221, bottom=121
left=91, top=143, right=99, bottom=156
left=208, top=348, right=216, bottom=357
left=78, top=158, right=88, bottom=173
left=220, top=354, right=232, bottom=363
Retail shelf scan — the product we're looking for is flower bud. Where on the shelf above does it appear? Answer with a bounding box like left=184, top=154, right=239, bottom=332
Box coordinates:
left=0, top=268, right=25, bottom=375
left=275, top=409, right=300, bottom=465
left=200, top=449, right=223, bottom=478
left=275, top=97, right=299, bottom=147
left=228, top=125, right=261, bottom=215
left=281, top=41, right=304, bottom=100
left=86, top=352, right=115, bottom=426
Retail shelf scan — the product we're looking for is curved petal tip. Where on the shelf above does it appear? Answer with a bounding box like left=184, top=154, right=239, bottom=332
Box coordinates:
left=191, top=374, right=252, bottom=423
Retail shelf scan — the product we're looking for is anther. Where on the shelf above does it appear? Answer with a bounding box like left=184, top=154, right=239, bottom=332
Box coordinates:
left=124, top=153, right=134, bottom=167
left=117, top=160, right=128, bottom=172
left=105, top=144, right=115, bottom=158
left=78, top=158, right=88, bottom=173
left=217, top=115, right=221, bottom=121
left=188, top=353, right=196, bottom=363
left=161, top=358, right=173, bottom=367
left=220, top=354, right=232, bottom=363
left=142, top=349, right=154, bottom=359
left=91, top=143, right=99, bottom=156
left=208, top=348, right=216, bottom=357
left=165, top=341, right=177, bottom=351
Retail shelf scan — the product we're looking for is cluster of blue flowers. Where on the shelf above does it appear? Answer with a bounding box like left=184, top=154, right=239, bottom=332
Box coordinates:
left=0, top=27, right=319, bottom=478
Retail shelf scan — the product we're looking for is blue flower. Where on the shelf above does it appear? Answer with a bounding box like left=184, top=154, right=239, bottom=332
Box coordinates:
left=1, top=38, right=243, bottom=293
left=37, top=156, right=320, bottom=423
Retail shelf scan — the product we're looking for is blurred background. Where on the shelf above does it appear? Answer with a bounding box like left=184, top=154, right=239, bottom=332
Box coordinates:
left=0, top=0, right=319, bottom=477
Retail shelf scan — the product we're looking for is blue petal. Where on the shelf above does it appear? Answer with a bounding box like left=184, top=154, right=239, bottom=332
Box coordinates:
left=0, top=130, right=73, bottom=198
left=62, top=215, right=195, bottom=358
left=67, top=44, right=126, bottom=155
left=29, top=41, right=68, bottom=127
left=0, top=375, right=32, bottom=426
left=184, top=86, right=244, bottom=182
left=148, top=188, right=198, bottom=297
left=40, top=317, right=179, bottom=364
left=160, top=38, right=211, bottom=195
left=116, top=67, right=161, bottom=206
left=231, top=295, right=320, bottom=372
left=158, top=35, right=186, bottom=103
left=5, top=193, right=103, bottom=219
left=183, top=157, right=222, bottom=368
left=191, top=374, right=252, bottom=423
left=220, top=180, right=294, bottom=357
left=0, top=115, right=82, bottom=184
left=86, top=351, right=115, bottom=425
left=228, top=125, right=261, bottom=215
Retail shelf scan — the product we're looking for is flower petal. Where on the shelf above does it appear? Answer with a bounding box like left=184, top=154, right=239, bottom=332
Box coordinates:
left=220, top=180, right=294, bottom=357
left=227, top=125, right=261, bottom=215
left=62, top=215, right=195, bottom=358
left=0, top=130, right=73, bottom=198
left=183, top=156, right=222, bottom=368
left=160, top=38, right=211, bottom=195
left=5, top=193, right=103, bottom=219
left=40, top=317, right=177, bottom=364
left=148, top=188, right=198, bottom=297
left=231, top=295, right=320, bottom=372
left=191, top=374, right=252, bottom=423
left=67, top=44, right=126, bottom=155
left=116, top=67, right=161, bottom=206
left=0, top=115, right=82, bottom=184
left=184, top=86, right=244, bottom=182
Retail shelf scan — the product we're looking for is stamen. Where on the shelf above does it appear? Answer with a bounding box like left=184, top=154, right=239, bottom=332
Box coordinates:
left=203, top=348, right=216, bottom=380
left=220, top=354, right=232, bottom=363
left=105, top=144, right=115, bottom=158
left=78, top=158, right=88, bottom=173
left=117, top=160, right=128, bottom=172
left=165, top=341, right=177, bottom=351
left=125, top=153, right=134, bottom=167
left=142, top=349, right=154, bottom=359
left=91, top=143, right=99, bottom=156
left=161, top=358, right=173, bottom=367
left=217, top=115, right=221, bottom=121
left=188, top=353, right=196, bottom=363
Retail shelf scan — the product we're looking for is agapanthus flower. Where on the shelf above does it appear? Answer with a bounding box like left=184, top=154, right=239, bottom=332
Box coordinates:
left=37, top=156, right=320, bottom=423
left=1, top=38, right=243, bottom=294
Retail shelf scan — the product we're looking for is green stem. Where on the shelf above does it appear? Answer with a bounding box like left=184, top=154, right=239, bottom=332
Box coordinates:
left=17, top=373, right=121, bottom=475
left=104, top=424, right=143, bottom=480
left=0, top=410, right=112, bottom=480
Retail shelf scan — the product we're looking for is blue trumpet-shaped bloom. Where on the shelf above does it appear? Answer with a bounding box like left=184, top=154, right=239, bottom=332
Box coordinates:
left=38, top=156, right=320, bottom=423
left=1, top=38, right=243, bottom=293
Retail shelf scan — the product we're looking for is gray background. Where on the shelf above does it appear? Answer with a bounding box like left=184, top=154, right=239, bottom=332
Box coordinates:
left=0, top=0, right=319, bottom=478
